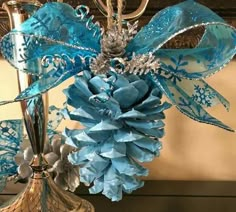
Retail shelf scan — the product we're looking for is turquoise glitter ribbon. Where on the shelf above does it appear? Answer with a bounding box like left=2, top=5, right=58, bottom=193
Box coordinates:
left=0, top=120, right=22, bottom=192
left=0, top=1, right=235, bottom=130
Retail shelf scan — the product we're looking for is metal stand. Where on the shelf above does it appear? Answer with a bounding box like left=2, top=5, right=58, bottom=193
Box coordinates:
left=0, top=1, right=94, bottom=211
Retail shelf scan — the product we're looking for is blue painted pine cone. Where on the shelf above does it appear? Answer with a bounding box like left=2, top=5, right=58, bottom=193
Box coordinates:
left=63, top=71, right=171, bottom=201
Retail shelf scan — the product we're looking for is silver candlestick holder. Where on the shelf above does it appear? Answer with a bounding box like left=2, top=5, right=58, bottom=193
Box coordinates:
left=0, top=1, right=94, bottom=211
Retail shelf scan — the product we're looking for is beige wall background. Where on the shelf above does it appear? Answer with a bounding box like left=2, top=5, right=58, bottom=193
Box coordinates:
left=0, top=59, right=235, bottom=181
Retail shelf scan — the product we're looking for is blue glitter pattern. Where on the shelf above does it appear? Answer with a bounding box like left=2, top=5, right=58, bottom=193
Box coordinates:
left=0, top=120, right=23, bottom=192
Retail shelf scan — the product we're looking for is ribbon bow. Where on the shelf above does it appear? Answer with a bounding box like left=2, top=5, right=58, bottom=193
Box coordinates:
left=0, top=0, right=236, bottom=201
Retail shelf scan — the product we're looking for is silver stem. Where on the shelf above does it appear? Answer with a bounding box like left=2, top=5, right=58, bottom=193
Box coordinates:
left=2, top=0, right=48, bottom=156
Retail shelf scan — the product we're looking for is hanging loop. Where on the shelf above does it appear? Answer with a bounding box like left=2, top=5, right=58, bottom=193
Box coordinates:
left=93, top=0, right=149, bottom=21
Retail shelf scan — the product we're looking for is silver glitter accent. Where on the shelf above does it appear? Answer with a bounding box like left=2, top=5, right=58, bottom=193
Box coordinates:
left=126, top=21, right=139, bottom=42
left=90, top=21, right=143, bottom=75
left=119, top=53, right=160, bottom=75
left=101, top=26, right=128, bottom=58
left=90, top=53, right=109, bottom=74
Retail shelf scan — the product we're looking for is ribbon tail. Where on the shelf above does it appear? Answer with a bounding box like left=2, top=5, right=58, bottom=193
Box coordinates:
left=0, top=63, right=87, bottom=106
left=149, top=74, right=234, bottom=132
left=156, top=72, right=230, bottom=111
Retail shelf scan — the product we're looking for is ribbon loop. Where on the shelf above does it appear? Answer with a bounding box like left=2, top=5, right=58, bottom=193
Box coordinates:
left=0, top=2, right=102, bottom=104
left=126, top=1, right=236, bottom=79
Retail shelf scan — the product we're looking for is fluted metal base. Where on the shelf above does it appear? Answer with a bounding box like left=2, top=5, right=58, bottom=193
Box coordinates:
left=0, top=172, right=94, bottom=212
